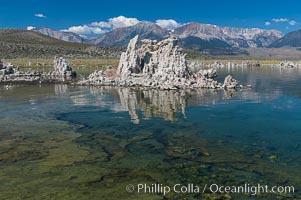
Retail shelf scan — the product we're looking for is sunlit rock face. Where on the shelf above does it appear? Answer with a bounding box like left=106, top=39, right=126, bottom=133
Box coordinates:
left=79, top=35, right=240, bottom=90
left=117, top=35, right=189, bottom=80
left=223, top=75, right=238, bottom=89
left=117, top=35, right=141, bottom=78
left=53, top=57, right=76, bottom=77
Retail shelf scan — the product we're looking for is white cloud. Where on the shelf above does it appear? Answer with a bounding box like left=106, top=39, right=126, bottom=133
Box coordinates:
left=62, top=16, right=182, bottom=37
left=271, top=18, right=297, bottom=26
left=272, top=18, right=289, bottom=23
left=27, top=26, right=36, bottom=30
left=264, top=21, right=271, bottom=26
left=289, top=20, right=297, bottom=26
left=62, top=25, right=107, bottom=35
left=108, top=16, right=140, bottom=28
left=90, top=21, right=112, bottom=28
left=63, top=16, right=140, bottom=36
left=156, top=19, right=180, bottom=30
left=35, top=13, right=46, bottom=18
left=90, top=16, right=140, bottom=29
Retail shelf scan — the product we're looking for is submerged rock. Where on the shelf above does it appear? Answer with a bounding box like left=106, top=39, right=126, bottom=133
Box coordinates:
left=78, top=35, right=239, bottom=90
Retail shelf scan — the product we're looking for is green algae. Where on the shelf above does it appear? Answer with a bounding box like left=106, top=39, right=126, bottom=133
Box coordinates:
left=0, top=84, right=300, bottom=200
left=0, top=116, right=299, bottom=200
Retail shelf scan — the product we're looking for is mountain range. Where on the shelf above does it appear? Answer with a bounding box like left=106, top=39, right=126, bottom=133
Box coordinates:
left=33, top=22, right=296, bottom=51
left=268, top=29, right=301, bottom=48
left=17, top=22, right=301, bottom=55
left=33, top=27, right=86, bottom=43
left=92, top=22, right=169, bottom=46
left=174, top=23, right=283, bottom=48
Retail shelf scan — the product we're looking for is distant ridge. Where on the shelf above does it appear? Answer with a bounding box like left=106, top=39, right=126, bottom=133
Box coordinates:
left=93, top=22, right=283, bottom=50
left=94, top=22, right=169, bottom=46
left=0, top=29, right=123, bottom=58
left=33, top=22, right=283, bottom=52
left=269, top=29, right=301, bottom=48
left=173, top=22, right=283, bottom=48
left=33, top=27, right=87, bottom=43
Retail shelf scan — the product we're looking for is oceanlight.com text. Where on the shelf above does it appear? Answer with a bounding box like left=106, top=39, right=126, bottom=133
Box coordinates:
left=125, top=183, right=295, bottom=196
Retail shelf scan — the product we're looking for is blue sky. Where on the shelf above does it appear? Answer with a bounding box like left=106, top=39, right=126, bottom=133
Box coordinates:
left=1, top=0, right=301, bottom=37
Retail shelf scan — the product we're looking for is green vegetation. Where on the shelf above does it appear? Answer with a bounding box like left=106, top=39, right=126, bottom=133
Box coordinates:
left=0, top=108, right=299, bottom=200
left=0, top=29, right=124, bottom=59
left=2, top=58, right=120, bottom=76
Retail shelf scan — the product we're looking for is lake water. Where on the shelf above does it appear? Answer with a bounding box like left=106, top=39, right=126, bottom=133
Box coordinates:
left=0, top=66, right=300, bottom=200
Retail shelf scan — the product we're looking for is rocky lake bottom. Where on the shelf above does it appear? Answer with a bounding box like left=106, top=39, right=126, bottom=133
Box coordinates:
left=0, top=66, right=300, bottom=200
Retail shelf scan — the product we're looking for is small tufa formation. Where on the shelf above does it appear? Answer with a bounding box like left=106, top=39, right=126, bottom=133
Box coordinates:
left=0, top=60, right=16, bottom=76
left=53, top=57, right=76, bottom=77
left=0, top=57, right=77, bottom=83
left=79, top=35, right=240, bottom=90
left=279, top=61, right=301, bottom=68
left=223, top=75, right=238, bottom=89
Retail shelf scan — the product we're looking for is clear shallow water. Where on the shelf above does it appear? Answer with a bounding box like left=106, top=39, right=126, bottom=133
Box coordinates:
left=0, top=66, right=300, bottom=199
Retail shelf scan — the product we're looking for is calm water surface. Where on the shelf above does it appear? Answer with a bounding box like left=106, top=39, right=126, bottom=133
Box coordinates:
left=0, top=66, right=300, bottom=200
